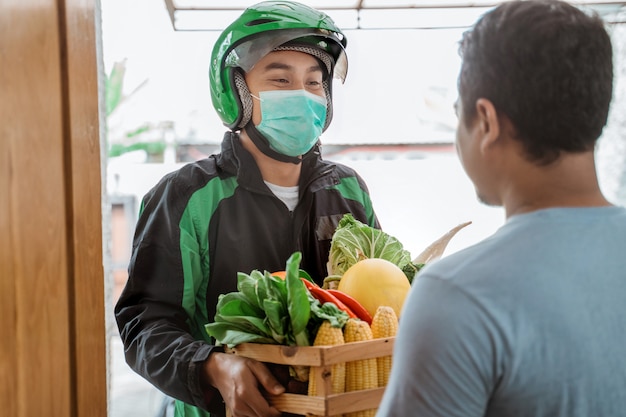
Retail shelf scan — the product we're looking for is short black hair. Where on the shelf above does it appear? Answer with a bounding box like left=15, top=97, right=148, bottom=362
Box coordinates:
left=458, top=0, right=613, bottom=164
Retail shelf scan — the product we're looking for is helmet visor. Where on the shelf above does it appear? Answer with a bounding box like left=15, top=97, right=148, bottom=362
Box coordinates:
left=225, top=28, right=348, bottom=82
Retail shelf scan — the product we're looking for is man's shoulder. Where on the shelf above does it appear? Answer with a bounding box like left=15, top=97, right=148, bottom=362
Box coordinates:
left=325, top=159, right=360, bottom=176
left=147, top=156, right=235, bottom=200
left=174, top=157, right=222, bottom=181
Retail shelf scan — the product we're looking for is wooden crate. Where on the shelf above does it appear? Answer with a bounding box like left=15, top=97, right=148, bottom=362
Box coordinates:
left=226, top=336, right=395, bottom=416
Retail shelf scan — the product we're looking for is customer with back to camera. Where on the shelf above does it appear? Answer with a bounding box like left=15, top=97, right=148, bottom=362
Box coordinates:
left=377, top=1, right=626, bottom=416
left=114, top=2, right=381, bottom=417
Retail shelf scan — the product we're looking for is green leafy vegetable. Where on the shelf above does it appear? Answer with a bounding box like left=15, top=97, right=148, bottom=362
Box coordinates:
left=202, top=322, right=276, bottom=346
left=263, top=298, right=288, bottom=345
left=309, top=297, right=349, bottom=329
left=328, top=214, right=420, bottom=282
left=285, top=252, right=311, bottom=346
left=402, top=261, right=426, bottom=283
left=205, top=251, right=348, bottom=348
left=215, top=292, right=264, bottom=318
left=237, top=272, right=262, bottom=310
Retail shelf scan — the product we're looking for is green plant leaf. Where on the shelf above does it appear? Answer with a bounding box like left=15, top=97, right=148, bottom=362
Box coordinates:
left=204, top=322, right=276, bottom=348
left=237, top=272, right=262, bottom=310
left=215, top=292, right=264, bottom=318
left=263, top=299, right=288, bottom=344
left=285, top=252, right=311, bottom=346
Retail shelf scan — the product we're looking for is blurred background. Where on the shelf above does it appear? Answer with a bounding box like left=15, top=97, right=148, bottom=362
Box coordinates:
left=100, top=1, right=626, bottom=416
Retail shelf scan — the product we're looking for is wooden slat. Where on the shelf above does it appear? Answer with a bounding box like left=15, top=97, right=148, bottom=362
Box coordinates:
left=228, top=343, right=325, bottom=366
left=324, top=387, right=385, bottom=415
left=321, top=337, right=395, bottom=364
left=266, top=387, right=386, bottom=416
left=229, top=337, right=395, bottom=366
left=63, top=0, right=107, bottom=415
left=268, top=392, right=327, bottom=415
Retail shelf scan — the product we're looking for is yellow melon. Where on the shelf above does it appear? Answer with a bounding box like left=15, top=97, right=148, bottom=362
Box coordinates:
left=337, top=258, right=411, bottom=319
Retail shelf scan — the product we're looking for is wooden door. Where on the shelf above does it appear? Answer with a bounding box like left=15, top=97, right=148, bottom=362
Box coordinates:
left=0, top=1, right=107, bottom=416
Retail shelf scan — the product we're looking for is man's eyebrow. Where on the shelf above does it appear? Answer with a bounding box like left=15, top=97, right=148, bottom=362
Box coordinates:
left=262, top=62, right=291, bottom=71
left=262, top=62, right=322, bottom=73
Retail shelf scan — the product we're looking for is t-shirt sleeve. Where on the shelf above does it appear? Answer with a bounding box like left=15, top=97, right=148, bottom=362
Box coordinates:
left=376, top=273, right=499, bottom=417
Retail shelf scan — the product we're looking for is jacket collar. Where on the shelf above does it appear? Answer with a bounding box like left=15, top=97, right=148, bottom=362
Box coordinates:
left=216, top=131, right=340, bottom=194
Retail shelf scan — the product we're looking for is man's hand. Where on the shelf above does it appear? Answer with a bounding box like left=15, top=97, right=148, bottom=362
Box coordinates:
left=202, top=351, right=285, bottom=417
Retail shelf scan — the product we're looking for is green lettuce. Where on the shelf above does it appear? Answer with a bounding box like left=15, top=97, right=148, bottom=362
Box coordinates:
left=327, top=214, right=423, bottom=282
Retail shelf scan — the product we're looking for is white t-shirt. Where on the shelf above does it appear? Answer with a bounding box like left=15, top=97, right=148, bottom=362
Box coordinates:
left=265, top=181, right=299, bottom=211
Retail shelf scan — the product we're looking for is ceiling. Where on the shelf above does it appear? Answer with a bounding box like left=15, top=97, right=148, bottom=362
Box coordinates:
left=164, top=0, right=626, bottom=31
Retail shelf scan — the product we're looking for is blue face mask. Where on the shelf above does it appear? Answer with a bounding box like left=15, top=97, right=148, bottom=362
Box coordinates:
left=254, top=89, right=327, bottom=157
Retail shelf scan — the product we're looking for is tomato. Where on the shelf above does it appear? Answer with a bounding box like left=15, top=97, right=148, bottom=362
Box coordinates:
left=272, top=269, right=316, bottom=285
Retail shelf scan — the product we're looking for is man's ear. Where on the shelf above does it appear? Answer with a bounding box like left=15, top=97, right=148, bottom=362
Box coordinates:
left=475, top=98, right=500, bottom=153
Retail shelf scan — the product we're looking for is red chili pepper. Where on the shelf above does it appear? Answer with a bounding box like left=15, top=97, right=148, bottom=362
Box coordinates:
left=327, top=289, right=373, bottom=324
left=299, top=277, right=318, bottom=290
left=303, top=280, right=358, bottom=319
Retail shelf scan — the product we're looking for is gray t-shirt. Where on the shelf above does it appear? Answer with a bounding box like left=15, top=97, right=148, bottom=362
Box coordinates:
left=377, top=206, right=626, bottom=417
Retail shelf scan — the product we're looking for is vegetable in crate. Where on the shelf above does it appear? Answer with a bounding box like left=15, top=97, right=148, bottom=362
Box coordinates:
left=205, top=252, right=349, bottom=349
left=337, top=258, right=411, bottom=319
left=308, top=321, right=346, bottom=398
left=303, top=279, right=359, bottom=320
left=206, top=252, right=350, bottom=385
left=274, top=270, right=361, bottom=324
left=370, top=306, right=398, bottom=386
left=327, top=289, right=373, bottom=324
left=344, top=318, right=378, bottom=417
left=327, top=214, right=423, bottom=282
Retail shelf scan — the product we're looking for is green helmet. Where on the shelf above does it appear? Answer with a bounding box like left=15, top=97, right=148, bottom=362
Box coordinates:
left=209, top=1, right=348, bottom=130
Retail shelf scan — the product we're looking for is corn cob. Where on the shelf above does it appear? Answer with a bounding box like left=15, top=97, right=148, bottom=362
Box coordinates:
left=370, top=306, right=398, bottom=387
left=344, top=318, right=378, bottom=417
left=308, top=321, right=346, bottom=398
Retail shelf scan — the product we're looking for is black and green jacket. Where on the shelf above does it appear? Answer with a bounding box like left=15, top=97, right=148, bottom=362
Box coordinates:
left=115, top=132, right=379, bottom=416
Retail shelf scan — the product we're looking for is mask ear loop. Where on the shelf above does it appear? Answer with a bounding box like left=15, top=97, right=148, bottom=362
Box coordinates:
left=234, top=69, right=253, bottom=130
left=322, top=78, right=332, bottom=131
